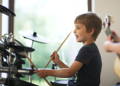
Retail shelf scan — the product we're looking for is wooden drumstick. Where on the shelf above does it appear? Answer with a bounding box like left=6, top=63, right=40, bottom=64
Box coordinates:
left=44, top=31, right=72, bottom=68
left=21, top=54, right=53, bottom=86
left=25, top=55, right=38, bottom=69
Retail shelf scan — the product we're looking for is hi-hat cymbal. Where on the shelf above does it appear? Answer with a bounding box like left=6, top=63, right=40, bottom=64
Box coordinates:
left=23, top=32, right=49, bottom=44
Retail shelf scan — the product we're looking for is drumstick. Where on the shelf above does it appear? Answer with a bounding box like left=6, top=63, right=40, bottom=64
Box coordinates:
left=21, top=54, right=53, bottom=86
left=44, top=31, right=72, bottom=68
left=25, top=55, right=38, bottom=69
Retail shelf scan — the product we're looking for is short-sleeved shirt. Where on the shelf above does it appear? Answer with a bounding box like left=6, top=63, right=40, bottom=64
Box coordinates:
left=75, top=43, right=102, bottom=86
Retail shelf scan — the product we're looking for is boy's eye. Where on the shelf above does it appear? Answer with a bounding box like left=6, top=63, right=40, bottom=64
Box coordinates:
left=75, top=24, right=81, bottom=29
left=75, top=26, right=81, bottom=29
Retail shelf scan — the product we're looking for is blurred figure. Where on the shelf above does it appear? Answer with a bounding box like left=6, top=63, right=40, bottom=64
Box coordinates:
left=104, top=31, right=120, bottom=54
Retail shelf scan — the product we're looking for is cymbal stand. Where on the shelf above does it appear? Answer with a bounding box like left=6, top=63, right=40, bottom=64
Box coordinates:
left=28, top=40, right=34, bottom=83
left=6, top=33, right=15, bottom=86
left=27, top=32, right=37, bottom=83
left=52, top=63, right=57, bottom=81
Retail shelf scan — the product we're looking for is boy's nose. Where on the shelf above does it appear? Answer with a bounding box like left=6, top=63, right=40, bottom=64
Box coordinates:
left=74, top=29, right=76, bottom=33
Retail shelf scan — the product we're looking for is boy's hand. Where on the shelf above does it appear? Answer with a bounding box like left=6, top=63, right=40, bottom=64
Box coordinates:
left=51, top=51, right=60, bottom=64
left=34, top=70, right=47, bottom=78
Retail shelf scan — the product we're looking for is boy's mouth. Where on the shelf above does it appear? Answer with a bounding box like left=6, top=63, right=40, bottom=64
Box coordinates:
left=75, top=35, right=79, bottom=39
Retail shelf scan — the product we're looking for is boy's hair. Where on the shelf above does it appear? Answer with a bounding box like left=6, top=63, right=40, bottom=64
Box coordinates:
left=74, top=12, right=102, bottom=40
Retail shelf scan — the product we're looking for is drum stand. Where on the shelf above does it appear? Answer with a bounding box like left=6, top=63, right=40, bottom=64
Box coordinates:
left=28, top=40, right=35, bottom=83
left=22, top=32, right=49, bottom=83
left=52, top=63, right=57, bottom=81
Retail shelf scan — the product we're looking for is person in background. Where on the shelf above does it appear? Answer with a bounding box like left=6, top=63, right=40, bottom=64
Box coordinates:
left=35, top=12, right=102, bottom=86
left=103, top=31, right=120, bottom=54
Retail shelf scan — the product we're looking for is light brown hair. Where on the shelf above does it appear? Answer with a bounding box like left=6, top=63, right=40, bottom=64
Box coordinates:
left=74, top=12, right=102, bottom=40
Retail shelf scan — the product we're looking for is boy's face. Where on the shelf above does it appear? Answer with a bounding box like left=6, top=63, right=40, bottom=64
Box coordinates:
left=74, top=22, right=93, bottom=43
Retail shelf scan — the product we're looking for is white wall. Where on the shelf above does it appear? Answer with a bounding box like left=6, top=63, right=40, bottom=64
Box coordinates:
left=94, top=0, right=120, bottom=86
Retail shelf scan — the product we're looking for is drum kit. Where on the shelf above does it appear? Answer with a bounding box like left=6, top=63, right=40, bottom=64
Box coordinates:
left=0, top=32, right=49, bottom=86
left=0, top=4, right=74, bottom=86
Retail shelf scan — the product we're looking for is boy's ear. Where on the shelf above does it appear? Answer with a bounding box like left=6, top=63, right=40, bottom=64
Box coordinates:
left=90, top=28, right=95, bottom=35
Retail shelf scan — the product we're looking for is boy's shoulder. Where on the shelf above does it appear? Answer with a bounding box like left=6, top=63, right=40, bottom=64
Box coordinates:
left=81, top=43, right=97, bottom=52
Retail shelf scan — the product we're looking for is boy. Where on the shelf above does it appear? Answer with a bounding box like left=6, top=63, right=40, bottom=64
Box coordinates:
left=35, top=12, right=102, bottom=86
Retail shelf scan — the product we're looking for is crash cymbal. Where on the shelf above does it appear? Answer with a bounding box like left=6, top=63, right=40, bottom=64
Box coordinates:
left=7, top=44, right=35, bottom=52
left=23, top=32, right=49, bottom=44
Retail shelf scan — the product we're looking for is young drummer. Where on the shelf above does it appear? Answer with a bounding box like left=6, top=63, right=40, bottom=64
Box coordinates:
left=35, top=12, right=102, bottom=86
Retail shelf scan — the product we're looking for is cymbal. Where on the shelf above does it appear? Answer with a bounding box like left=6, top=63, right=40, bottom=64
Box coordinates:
left=23, top=32, right=49, bottom=44
left=7, top=44, right=35, bottom=52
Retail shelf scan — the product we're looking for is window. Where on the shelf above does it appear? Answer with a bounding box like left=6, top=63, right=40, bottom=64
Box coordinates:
left=1, top=0, right=9, bottom=35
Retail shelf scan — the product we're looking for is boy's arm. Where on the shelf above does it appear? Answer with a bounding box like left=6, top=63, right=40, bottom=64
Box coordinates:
left=35, top=61, right=83, bottom=78
left=56, top=60, right=69, bottom=68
